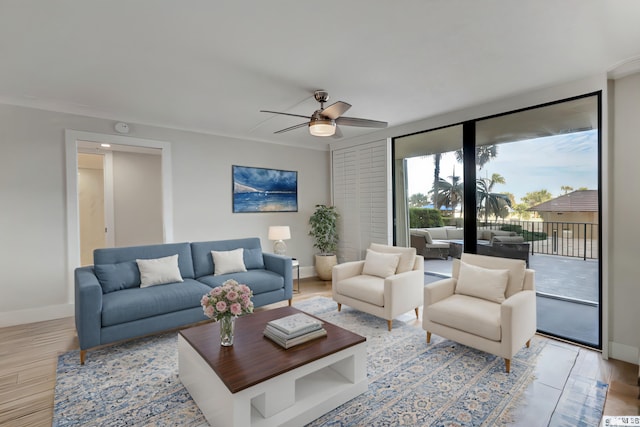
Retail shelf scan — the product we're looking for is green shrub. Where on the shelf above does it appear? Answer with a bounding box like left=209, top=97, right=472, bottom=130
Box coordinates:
left=409, top=208, right=443, bottom=228
left=522, top=230, right=547, bottom=241
left=500, top=224, right=523, bottom=234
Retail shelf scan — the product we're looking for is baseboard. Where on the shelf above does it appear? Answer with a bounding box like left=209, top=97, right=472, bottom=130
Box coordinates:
left=608, top=341, right=640, bottom=365
left=299, top=266, right=317, bottom=279
left=0, top=303, right=74, bottom=328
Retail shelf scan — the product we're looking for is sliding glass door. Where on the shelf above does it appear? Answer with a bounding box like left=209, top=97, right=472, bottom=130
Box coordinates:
left=393, top=125, right=463, bottom=281
left=393, top=93, right=601, bottom=348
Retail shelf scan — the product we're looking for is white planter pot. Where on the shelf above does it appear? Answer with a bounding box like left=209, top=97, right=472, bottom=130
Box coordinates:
left=314, top=254, right=337, bottom=281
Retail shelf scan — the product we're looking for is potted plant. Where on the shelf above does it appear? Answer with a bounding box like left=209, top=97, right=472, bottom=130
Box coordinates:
left=308, top=204, right=339, bottom=280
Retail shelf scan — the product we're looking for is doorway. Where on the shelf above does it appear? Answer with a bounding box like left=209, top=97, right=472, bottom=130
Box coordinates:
left=65, top=130, right=174, bottom=299
left=77, top=152, right=107, bottom=265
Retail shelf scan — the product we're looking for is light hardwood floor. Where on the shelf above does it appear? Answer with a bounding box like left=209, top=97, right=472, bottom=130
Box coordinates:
left=0, top=278, right=637, bottom=426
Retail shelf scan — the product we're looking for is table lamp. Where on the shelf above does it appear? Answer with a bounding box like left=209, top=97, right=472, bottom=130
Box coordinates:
left=268, top=226, right=291, bottom=255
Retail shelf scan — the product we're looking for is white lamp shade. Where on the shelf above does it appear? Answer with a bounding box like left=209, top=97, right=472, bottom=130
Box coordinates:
left=309, top=120, right=336, bottom=136
left=268, top=226, right=291, bottom=241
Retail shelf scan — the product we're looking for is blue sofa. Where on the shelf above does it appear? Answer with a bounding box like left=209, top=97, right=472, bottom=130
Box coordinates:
left=74, top=237, right=293, bottom=364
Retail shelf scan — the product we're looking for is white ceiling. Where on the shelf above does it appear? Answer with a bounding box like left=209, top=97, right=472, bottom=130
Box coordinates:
left=2, top=1, right=640, bottom=148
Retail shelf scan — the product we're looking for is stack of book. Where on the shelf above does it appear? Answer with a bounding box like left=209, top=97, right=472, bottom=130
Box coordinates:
left=263, top=313, right=327, bottom=349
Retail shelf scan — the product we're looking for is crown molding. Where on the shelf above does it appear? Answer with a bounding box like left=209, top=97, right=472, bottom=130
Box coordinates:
left=608, top=56, right=640, bottom=80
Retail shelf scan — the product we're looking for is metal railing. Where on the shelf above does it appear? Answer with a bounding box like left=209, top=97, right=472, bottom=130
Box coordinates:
left=479, top=220, right=599, bottom=260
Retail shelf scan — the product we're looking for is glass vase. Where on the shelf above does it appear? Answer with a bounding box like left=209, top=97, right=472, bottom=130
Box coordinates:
left=219, top=316, right=235, bottom=347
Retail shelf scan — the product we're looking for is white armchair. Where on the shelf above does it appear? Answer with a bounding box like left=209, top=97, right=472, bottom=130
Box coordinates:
left=332, top=243, right=424, bottom=331
left=423, top=253, right=536, bottom=373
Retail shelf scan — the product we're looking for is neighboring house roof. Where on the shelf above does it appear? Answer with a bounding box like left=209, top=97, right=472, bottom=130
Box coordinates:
left=529, top=190, right=598, bottom=212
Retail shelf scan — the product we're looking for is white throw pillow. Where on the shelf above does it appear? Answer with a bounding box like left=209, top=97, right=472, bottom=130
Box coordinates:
left=369, top=243, right=416, bottom=273
left=362, top=249, right=401, bottom=278
left=212, top=248, right=247, bottom=276
left=137, top=254, right=183, bottom=288
left=455, top=261, right=509, bottom=303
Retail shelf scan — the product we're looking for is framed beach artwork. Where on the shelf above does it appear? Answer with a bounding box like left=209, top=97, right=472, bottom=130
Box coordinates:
left=232, top=165, right=298, bottom=213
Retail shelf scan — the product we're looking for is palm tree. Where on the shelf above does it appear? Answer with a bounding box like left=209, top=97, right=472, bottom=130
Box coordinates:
left=455, top=145, right=498, bottom=170
left=476, top=178, right=512, bottom=223
left=430, top=172, right=463, bottom=216
left=432, top=153, right=441, bottom=207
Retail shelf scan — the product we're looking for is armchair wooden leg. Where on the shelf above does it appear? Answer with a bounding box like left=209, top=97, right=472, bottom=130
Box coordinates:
left=80, top=350, right=86, bottom=365
left=337, top=303, right=342, bottom=312
left=414, top=307, right=419, bottom=319
left=526, top=339, right=531, bottom=348
left=426, top=331, right=431, bottom=343
left=387, top=320, right=392, bottom=331
left=288, top=298, right=292, bottom=306
left=504, top=359, right=511, bottom=373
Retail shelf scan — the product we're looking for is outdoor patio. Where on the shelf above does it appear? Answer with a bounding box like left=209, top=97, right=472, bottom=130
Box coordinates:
left=424, top=253, right=600, bottom=347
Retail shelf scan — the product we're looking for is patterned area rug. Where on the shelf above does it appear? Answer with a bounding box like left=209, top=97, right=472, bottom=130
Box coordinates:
left=53, top=296, right=601, bottom=426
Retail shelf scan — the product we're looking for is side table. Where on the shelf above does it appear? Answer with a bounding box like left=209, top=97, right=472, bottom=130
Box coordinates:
left=292, top=258, right=300, bottom=293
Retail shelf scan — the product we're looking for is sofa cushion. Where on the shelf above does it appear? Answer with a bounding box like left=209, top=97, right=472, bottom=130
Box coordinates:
left=410, top=229, right=433, bottom=244
left=94, top=242, right=195, bottom=279
left=191, top=238, right=263, bottom=278
left=362, top=249, right=400, bottom=278
left=369, top=243, right=416, bottom=274
left=426, top=227, right=449, bottom=239
left=211, top=248, right=247, bottom=275
left=478, top=229, right=494, bottom=240
left=94, top=261, right=140, bottom=293
left=336, top=275, right=385, bottom=307
left=455, top=261, right=509, bottom=303
left=197, top=269, right=283, bottom=295
left=243, top=247, right=265, bottom=270
left=426, top=241, right=450, bottom=249
left=445, top=228, right=464, bottom=240
left=426, top=294, right=502, bottom=341
left=101, top=279, right=211, bottom=327
left=137, top=254, right=184, bottom=288
left=459, top=253, right=526, bottom=298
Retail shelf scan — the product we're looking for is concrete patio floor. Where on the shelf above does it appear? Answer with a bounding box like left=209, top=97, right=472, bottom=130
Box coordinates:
left=423, top=253, right=600, bottom=347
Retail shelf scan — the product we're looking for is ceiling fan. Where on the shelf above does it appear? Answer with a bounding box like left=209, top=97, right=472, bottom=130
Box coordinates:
left=261, top=90, right=388, bottom=138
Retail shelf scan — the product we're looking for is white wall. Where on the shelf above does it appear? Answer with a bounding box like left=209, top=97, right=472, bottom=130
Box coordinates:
left=609, top=71, right=640, bottom=365
left=112, top=151, right=163, bottom=247
left=0, top=104, right=329, bottom=326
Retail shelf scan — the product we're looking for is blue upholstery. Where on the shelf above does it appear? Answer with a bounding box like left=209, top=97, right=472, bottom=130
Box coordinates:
left=101, top=307, right=207, bottom=346
left=101, top=279, right=211, bottom=326
left=74, top=238, right=293, bottom=359
left=191, top=238, right=263, bottom=278
left=94, top=242, right=195, bottom=279
left=94, top=261, right=140, bottom=293
left=197, top=269, right=284, bottom=294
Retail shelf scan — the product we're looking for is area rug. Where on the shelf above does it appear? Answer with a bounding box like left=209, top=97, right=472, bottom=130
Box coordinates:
left=53, top=297, right=602, bottom=426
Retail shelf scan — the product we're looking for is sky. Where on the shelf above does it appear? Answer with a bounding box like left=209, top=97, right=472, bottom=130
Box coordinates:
left=233, top=165, right=297, bottom=192
left=406, top=129, right=598, bottom=204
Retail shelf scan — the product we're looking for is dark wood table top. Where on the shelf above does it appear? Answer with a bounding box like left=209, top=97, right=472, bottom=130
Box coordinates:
left=179, top=306, right=366, bottom=393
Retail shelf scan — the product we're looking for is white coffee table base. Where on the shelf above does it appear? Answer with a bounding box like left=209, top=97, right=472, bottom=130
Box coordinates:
left=178, top=335, right=367, bottom=427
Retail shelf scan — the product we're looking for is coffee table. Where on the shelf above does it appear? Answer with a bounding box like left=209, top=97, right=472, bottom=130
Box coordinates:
left=178, top=306, right=367, bottom=427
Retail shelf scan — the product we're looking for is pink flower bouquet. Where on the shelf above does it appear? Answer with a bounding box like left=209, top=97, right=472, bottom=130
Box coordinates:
left=201, top=279, right=254, bottom=321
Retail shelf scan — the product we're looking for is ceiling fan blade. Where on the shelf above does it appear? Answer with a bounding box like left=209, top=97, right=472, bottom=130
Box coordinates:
left=322, top=101, right=351, bottom=119
left=336, top=116, right=388, bottom=128
left=274, top=122, right=308, bottom=134
left=260, top=110, right=311, bottom=120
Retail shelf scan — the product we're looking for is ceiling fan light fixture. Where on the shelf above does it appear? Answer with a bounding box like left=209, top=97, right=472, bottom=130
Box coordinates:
left=309, top=119, right=336, bottom=137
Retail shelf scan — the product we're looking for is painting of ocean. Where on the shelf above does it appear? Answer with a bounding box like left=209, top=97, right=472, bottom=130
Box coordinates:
left=233, top=165, right=298, bottom=213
